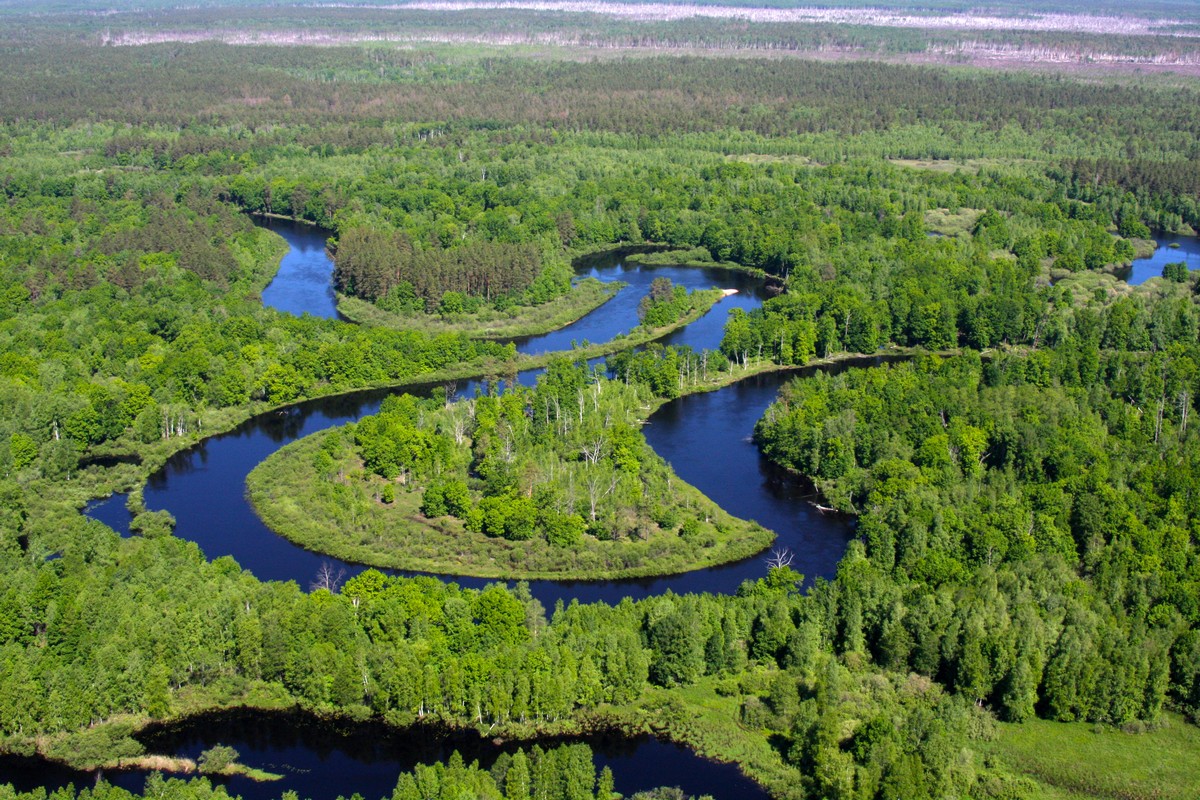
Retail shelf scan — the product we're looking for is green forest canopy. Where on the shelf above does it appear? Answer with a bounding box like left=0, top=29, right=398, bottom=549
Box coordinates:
left=1, top=25, right=1200, bottom=800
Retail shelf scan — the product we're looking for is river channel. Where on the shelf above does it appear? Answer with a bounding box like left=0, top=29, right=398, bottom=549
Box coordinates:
left=90, top=224, right=855, bottom=607
left=68, top=224, right=841, bottom=800
left=1, top=710, right=769, bottom=800
left=60, top=220, right=1200, bottom=800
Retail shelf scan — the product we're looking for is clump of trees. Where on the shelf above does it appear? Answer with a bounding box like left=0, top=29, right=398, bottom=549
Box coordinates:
left=346, top=358, right=712, bottom=546
left=334, top=226, right=568, bottom=314
left=636, top=277, right=701, bottom=328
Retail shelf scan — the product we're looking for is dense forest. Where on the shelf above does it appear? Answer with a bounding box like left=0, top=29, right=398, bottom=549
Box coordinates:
left=755, top=353, right=1199, bottom=721
left=2, top=12, right=1200, bottom=800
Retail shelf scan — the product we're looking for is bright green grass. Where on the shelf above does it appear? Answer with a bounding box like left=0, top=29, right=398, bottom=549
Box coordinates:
left=986, top=712, right=1200, bottom=800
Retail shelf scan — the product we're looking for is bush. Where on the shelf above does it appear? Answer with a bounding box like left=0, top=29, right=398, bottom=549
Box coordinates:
left=422, top=479, right=473, bottom=517
left=1162, top=261, right=1190, bottom=282
left=544, top=511, right=586, bottom=547
left=130, top=509, right=176, bottom=538
left=420, top=482, right=446, bottom=516
left=198, top=744, right=239, bottom=774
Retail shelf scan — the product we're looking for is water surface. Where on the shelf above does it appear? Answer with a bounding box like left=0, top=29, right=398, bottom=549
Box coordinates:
left=0, top=712, right=769, bottom=800
left=258, top=219, right=341, bottom=319
left=1123, top=233, right=1200, bottom=285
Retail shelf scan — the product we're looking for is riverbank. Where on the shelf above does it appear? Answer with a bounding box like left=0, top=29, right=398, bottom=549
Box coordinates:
left=74, top=283, right=729, bottom=529
left=622, top=247, right=769, bottom=279
left=10, top=694, right=787, bottom=799
left=0, top=625, right=800, bottom=800
left=242, top=346, right=918, bottom=582
left=336, top=278, right=623, bottom=340
left=246, top=422, right=774, bottom=581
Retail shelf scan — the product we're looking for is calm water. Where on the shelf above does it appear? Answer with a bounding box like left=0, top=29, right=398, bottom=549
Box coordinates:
left=1123, top=233, right=1200, bottom=285
left=258, top=218, right=341, bottom=320
left=129, top=233, right=854, bottom=606
left=512, top=254, right=771, bottom=356
left=83, top=494, right=134, bottom=537
left=0, top=711, right=769, bottom=800
left=135, top=362, right=857, bottom=607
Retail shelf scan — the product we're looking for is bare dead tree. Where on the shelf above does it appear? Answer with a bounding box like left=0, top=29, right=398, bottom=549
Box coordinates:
left=448, top=407, right=469, bottom=446
left=311, top=562, right=346, bottom=593
left=765, top=547, right=795, bottom=571
left=584, top=466, right=620, bottom=522
left=580, top=431, right=607, bottom=465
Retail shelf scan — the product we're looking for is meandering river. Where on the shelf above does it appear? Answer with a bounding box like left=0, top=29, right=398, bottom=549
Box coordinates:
left=69, top=225, right=840, bottom=799
left=94, top=226, right=853, bottom=607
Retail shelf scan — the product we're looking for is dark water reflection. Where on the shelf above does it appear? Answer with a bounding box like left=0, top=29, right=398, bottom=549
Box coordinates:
left=83, top=493, right=134, bottom=538
left=0, top=712, right=770, bottom=800
left=136, top=359, right=872, bottom=607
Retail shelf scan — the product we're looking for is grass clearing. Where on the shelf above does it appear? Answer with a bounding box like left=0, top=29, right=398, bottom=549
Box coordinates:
left=726, top=153, right=815, bottom=166
left=925, top=207, right=985, bottom=236
left=890, top=157, right=1029, bottom=174
left=623, top=247, right=766, bottom=277
left=986, top=712, right=1200, bottom=800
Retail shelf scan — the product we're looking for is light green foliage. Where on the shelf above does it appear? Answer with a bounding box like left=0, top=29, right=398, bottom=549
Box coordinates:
left=4, top=29, right=1200, bottom=800
left=197, top=744, right=239, bottom=774
left=636, top=278, right=705, bottom=329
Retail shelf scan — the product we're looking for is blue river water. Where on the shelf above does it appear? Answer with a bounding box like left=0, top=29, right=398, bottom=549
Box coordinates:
left=1123, top=232, right=1200, bottom=285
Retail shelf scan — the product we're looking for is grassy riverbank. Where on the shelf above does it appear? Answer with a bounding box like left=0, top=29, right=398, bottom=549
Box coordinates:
left=74, top=285, right=727, bottom=526
left=623, top=247, right=768, bottom=278
left=243, top=344, right=918, bottom=581
left=247, top=427, right=772, bottom=580
left=336, top=278, right=622, bottom=340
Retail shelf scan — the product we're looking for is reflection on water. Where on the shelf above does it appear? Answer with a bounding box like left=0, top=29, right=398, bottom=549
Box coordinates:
left=1, top=711, right=770, bottom=800
left=258, top=218, right=341, bottom=320
left=1123, top=233, right=1200, bottom=285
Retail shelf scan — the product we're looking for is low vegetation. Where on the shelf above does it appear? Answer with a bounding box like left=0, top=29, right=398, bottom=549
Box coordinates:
left=247, top=358, right=772, bottom=579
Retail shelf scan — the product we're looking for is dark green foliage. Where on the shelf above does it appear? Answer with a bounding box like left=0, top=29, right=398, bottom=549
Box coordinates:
left=1163, top=261, right=1190, bottom=282
left=334, top=229, right=553, bottom=311
left=755, top=353, right=1200, bottom=724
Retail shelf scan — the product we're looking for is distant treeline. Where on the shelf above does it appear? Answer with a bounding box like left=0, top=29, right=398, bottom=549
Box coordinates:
left=5, top=45, right=1200, bottom=148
